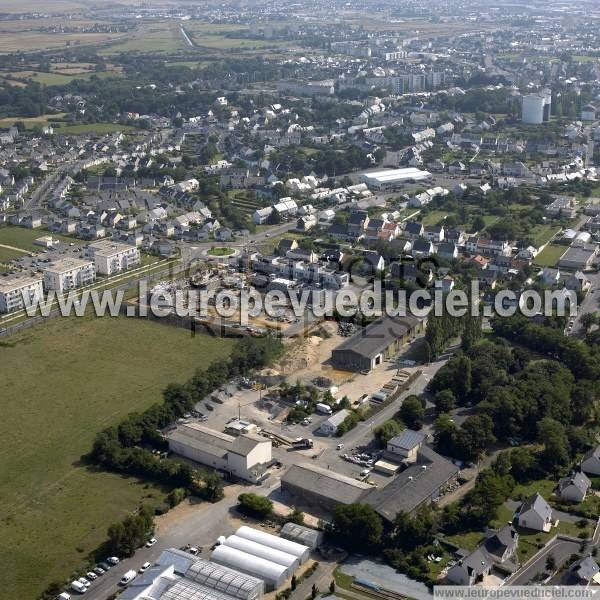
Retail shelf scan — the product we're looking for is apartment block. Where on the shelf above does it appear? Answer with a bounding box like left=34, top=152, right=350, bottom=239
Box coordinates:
left=0, top=273, right=44, bottom=314
left=43, top=257, right=96, bottom=292
left=87, top=240, right=141, bottom=275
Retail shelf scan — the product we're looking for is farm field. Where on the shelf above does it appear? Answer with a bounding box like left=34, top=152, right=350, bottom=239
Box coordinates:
left=0, top=316, right=235, bottom=598
left=5, top=70, right=120, bottom=86
left=52, top=122, right=140, bottom=135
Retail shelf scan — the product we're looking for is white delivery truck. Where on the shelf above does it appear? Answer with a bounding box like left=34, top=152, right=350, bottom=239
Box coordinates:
left=315, top=402, right=333, bottom=415
left=120, top=570, right=137, bottom=585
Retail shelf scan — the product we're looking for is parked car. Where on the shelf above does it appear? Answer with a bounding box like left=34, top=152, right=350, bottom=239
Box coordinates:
left=139, top=562, right=151, bottom=573
left=77, top=577, right=91, bottom=588
left=188, top=547, right=199, bottom=555
left=107, top=556, right=120, bottom=565
left=98, top=562, right=110, bottom=571
left=93, top=567, right=105, bottom=576
left=86, top=572, right=97, bottom=581
left=146, top=537, right=157, bottom=547
left=70, top=581, right=86, bottom=594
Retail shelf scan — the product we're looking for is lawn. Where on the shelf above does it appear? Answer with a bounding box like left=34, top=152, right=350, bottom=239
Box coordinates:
left=0, top=316, right=234, bottom=598
left=445, top=530, right=485, bottom=551
left=51, top=122, right=140, bottom=135
left=529, top=224, right=561, bottom=247
left=534, top=244, right=565, bottom=267
left=0, top=226, right=75, bottom=253
left=511, top=478, right=557, bottom=502
left=0, top=113, right=67, bottom=129
left=208, top=246, right=235, bottom=256
left=7, top=70, right=120, bottom=86
left=421, top=210, right=449, bottom=226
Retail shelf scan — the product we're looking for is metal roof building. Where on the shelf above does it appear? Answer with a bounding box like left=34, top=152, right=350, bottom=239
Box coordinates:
left=280, top=463, right=371, bottom=515
left=280, top=523, right=324, bottom=550
left=223, top=535, right=299, bottom=571
left=235, top=526, right=311, bottom=563
left=330, top=314, right=424, bottom=372
left=211, top=545, right=289, bottom=591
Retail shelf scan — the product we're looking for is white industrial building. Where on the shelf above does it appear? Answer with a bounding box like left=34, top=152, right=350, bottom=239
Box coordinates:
left=280, top=522, right=324, bottom=550
left=118, top=549, right=264, bottom=600
left=223, top=536, right=299, bottom=572
left=522, top=92, right=552, bottom=124
left=211, top=527, right=310, bottom=591
left=42, top=257, right=96, bottom=292
left=318, top=409, right=351, bottom=436
left=360, top=168, right=432, bottom=190
left=166, top=423, right=272, bottom=483
left=86, top=239, right=140, bottom=275
left=211, top=545, right=289, bottom=590
left=235, top=526, right=310, bottom=563
left=0, top=273, right=44, bottom=313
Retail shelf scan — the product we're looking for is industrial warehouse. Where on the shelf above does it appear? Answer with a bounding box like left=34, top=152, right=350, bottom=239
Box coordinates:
left=281, top=437, right=459, bottom=523
left=359, top=167, right=433, bottom=190
left=165, top=423, right=272, bottom=484
left=330, top=314, right=425, bottom=372
left=118, top=526, right=312, bottom=598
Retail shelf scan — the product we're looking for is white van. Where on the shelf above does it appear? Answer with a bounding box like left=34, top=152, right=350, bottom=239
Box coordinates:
left=70, top=581, right=86, bottom=594
left=120, top=570, right=137, bottom=586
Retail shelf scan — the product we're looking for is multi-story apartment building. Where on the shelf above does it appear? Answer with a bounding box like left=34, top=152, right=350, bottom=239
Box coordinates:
left=0, top=273, right=44, bottom=313
left=86, top=240, right=141, bottom=275
left=43, top=257, right=96, bottom=292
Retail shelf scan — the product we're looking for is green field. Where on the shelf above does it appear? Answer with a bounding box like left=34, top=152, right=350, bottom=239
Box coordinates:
left=534, top=244, right=565, bottom=267
left=0, top=316, right=234, bottom=598
left=207, top=246, right=235, bottom=256
left=0, top=226, right=75, bottom=252
left=7, top=70, right=120, bottom=86
left=52, top=122, right=140, bottom=135
left=530, top=224, right=561, bottom=247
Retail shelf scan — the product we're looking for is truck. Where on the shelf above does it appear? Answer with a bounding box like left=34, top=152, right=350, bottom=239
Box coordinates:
left=120, top=570, right=137, bottom=586
left=315, top=402, right=333, bottom=415
left=292, top=438, right=314, bottom=449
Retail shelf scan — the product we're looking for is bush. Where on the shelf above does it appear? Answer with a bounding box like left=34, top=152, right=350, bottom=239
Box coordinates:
left=238, top=493, right=273, bottom=518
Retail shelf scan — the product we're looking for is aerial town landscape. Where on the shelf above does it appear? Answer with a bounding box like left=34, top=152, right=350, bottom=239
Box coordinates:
left=3, top=0, right=600, bottom=599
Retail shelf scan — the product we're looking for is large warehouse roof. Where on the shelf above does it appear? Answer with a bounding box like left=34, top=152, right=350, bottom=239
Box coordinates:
left=364, top=446, right=459, bottom=521
left=281, top=463, right=371, bottom=506
left=361, top=168, right=432, bottom=186
left=223, top=535, right=299, bottom=570
left=211, top=545, right=288, bottom=587
left=235, top=526, right=311, bottom=563
left=332, top=314, right=422, bottom=360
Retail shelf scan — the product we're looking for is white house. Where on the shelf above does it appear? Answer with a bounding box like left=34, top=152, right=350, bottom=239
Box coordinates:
left=517, top=493, right=553, bottom=532
left=556, top=472, right=591, bottom=503
left=581, top=446, right=600, bottom=476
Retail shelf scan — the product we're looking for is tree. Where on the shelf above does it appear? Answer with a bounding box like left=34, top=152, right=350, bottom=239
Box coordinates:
left=434, top=389, right=456, bottom=414
left=374, top=419, right=403, bottom=446
left=329, top=581, right=336, bottom=594
left=291, top=575, right=297, bottom=590
left=399, top=395, right=425, bottom=430
left=238, top=493, right=273, bottom=518
left=311, top=584, right=318, bottom=599
left=546, top=555, right=556, bottom=571
left=287, top=507, right=305, bottom=525
left=331, top=504, right=383, bottom=552
left=538, top=417, right=570, bottom=473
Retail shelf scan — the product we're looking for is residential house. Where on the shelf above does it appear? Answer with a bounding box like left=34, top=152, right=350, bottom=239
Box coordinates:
left=404, top=221, right=424, bottom=239
left=556, top=472, right=591, bottom=503
left=437, top=242, right=458, bottom=260
left=424, top=224, right=444, bottom=243
left=517, top=493, right=553, bottom=532
left=568, top=556, right=599, bottom=586
left=446, top=548, right=492, bottom=586
left=581, top=446, right=600, bottom=476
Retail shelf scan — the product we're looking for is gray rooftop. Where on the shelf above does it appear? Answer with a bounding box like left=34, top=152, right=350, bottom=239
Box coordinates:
left=388, top=430, right=426, bottom=451
left=332, top=314, right=422, bottom=360
left=364, top=446, right=459, bottom=521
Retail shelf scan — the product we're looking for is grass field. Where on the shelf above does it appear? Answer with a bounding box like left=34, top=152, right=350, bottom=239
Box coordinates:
left=0, top=316, right=234, bottom=598
left=421, top=211, right=449, bottom=226
left=530, top=224, right=561, bottom=247
left=7, top=70, right=120, bottom=86
left=99, top=22, right=186, bottom=55
left=0, top=226, right=75, bottom=252
left=534, top=244, right=566, bottom=267
left=52, top=122, right=140, bottom=135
